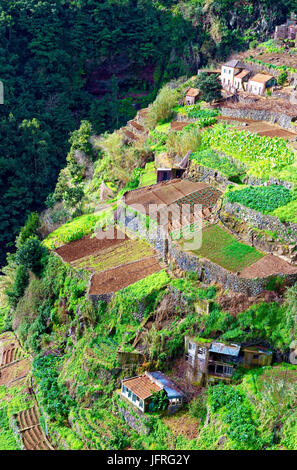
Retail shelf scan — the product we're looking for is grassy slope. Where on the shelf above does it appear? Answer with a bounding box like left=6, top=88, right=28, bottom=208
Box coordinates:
left=181, top=224, right=263, bottom=272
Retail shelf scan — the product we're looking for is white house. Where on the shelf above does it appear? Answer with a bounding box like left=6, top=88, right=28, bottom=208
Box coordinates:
left=220, top=60, right=245, bottom=89
left=247, top=73, right=275, bottom=95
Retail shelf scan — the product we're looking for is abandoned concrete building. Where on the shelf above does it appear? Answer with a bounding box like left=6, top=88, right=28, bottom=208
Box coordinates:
left=155, top=151, right=190, bottom=183
left=184, top=336, right=272, bottom=384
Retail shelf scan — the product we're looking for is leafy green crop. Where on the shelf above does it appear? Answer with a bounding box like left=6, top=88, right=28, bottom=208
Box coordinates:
left=190, top=148, right=242, bottom=179
left=226, top=185, right=293, bottom=214
left=202, top=124, right=295, bottom=180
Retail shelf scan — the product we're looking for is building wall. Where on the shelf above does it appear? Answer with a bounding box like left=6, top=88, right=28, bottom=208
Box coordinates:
left=243, top=351, right=272, bottom=368
left=185, top=95, right=195, bottom=105
left=221, top=66, right=237, bottom=87
left=248, top=80, right=265, bottom=95
left=121, top=385, right=145, bottom=412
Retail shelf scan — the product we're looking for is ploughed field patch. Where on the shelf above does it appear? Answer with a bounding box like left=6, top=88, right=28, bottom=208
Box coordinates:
left=17, top=406, right=52, bottom=450
left=54, top=228, right=128, bottom=263
left=217, top=116, right=297, bottom=140
left=89, top=257, right=162, bottom=295
left=240, top=254, right=297, bottom=279
left=180, top=224, right=263, bottom=273
left=54, top=228, right=162, bottom=295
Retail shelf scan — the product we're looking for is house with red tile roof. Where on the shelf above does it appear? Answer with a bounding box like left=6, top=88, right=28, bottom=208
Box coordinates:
left=121, top=371, right=184, bottom=413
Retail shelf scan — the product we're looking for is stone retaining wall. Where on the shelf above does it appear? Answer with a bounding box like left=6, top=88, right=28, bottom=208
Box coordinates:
left=120, top=203, right=297, bottom=295
left=169, top=242, right=297, bottom=296
left=118, top=404, right=150, bottom=435
left=186, top=161, right=235, bottom=190
left=219, top=104, right=296, bottom=132
left=223, top=201, right=297, bottom=244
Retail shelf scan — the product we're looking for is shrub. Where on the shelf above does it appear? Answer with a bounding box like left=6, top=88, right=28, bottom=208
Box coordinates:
left=33, top=354, right=76, bottom=424
left=145, top=86, right=178, bottom=129
left=45, top=192, right=56, bottom=209
left=195, top=72, right=222, bottom=103
left=16, top=212, right=40, bottom=248
left=208, top=384, right=262, bottom=450
left=15, top=237, right=47, bottom=275
left=62, top=186, right=84, bottom=209
left=6, top=265, right=29, bottom=307
left=167, top=126, right=201, bottom=156
left=277, top=71, right=288, bottom=86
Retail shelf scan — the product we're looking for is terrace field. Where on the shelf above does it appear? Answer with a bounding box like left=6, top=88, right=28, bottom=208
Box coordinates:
left=202, top=123, right=296, bottom=182
left=44, top=211, right=114, bottom=250
left=181, top=224, right=263, bottom=272
left=71, top=238, right=155, bottom=272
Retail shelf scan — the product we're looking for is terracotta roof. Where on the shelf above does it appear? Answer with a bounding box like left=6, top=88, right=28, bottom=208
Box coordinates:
left=123, top=375, right=162, bottom=400
left=249, top=73, right=274, bottom=84
left=235, top=69, right=250, bottom=80
left=186, top=88, right=199, bottom=98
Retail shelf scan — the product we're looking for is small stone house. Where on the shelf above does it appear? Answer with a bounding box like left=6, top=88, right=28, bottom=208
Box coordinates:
left=241, top=345, right=273, bottom=369
left=247, top=74, right=275, bottom=96
left=185, top=337, right=272, bottom=385
left=185, top=88, right=200, bottom=105
left=121, top=371, right=184, bottom=413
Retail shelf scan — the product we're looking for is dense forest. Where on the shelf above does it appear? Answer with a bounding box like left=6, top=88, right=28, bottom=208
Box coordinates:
left=0, top=0, right=295, bottom=266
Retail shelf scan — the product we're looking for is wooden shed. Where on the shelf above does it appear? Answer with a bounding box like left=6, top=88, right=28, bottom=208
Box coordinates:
left=242, top=345, right=272, bottom=369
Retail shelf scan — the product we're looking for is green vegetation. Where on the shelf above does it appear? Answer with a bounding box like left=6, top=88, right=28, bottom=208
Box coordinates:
left=190, top=148, right=242, bottom=179
left=167, top=125, right=201, bottom=157
left=33, top=354, right=76, bottom=425
left=182, top=224, right=263, bottom=272
left=272, top=198, right=297, bottom=223
left=0, top=407, right=21, bottom=450
left=187, top=105, right=219, bottom=120
left=259, top=39, right=285, bottom=54
left=202, top=124, right=295, bottom=180
left=195, top=72, right=222, bottom=103
left=208, top=384, right=261, bottom=449
left=43, top=213, right=104, bottom=249
left=277, top=71, right=288, bottom=86
left=140, top=162, right=157, bottom=187
left=226, top=185, right=293, bottom=214
left=145, top=86, right=179, bottom=129
left=244, top=57, right=297, bottom=74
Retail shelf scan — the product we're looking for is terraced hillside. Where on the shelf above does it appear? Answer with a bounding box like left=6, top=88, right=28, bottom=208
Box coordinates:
left=0, top=333, right=53, bottom=451
left=17, top=407, right=52, bottom=450
left=55, top=228, right=162, bottom=296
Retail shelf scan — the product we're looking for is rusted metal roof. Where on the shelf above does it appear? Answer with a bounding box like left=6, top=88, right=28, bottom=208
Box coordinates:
left=209, top=342, right=241, bottom=357
left=122, top=375, right=162, bottom=400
